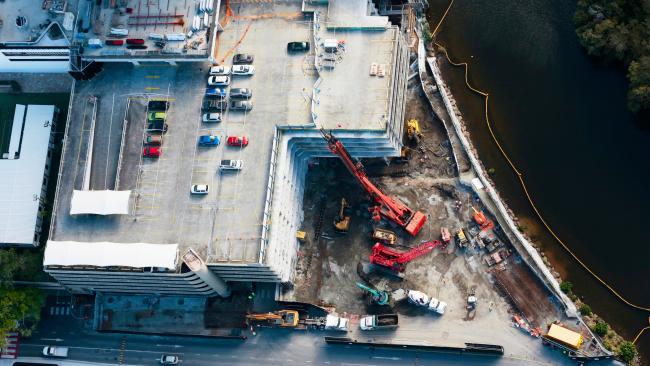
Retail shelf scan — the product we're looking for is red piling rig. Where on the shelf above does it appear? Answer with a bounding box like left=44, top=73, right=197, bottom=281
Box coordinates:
left=321, top=130, right=426, bottom=236
left=370, top=240, right=446, bottom=272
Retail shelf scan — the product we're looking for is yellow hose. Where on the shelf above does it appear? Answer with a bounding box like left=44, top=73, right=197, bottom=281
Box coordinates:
left=430, top=0, right=650, bottom=343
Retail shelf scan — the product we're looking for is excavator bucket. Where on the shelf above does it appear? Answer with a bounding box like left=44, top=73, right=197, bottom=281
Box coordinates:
left=404, top=211, right=427, bottom=236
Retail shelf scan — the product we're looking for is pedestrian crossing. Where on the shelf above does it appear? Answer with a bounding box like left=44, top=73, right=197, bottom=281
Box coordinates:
left=0, top=332, right=19, bottom=359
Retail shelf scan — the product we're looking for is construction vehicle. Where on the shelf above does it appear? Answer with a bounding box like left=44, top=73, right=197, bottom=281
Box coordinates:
left=356, top=282, right=389, bottom=305
left=372, top=228, right=397, bottom=245
left=441, top=227, right=451, bottom=243
left=359, top=314, right=398, bottom=330
left=472, top=206, right=494, bottom=230
left=333, top=198, right=351, bottom=232
left=406, top=290, right=447, bottom=314
left=247, top=310, right=349, bottom=331
left=321, top=130, right=426, bottom=236
left=246, top=310, right=299, bottom=327
left=406, top=119, right=422, bottom=144
left=456, top=228, right=468, bottom=248
left=370, top=241, right=445, bottom=273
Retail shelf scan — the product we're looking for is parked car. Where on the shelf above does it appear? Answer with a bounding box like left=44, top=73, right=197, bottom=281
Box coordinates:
left=208, top=75, right=230, bottom=86
left=105, top=39, right=124, bottom=46
left=233, top=53, right=254, bottom=64
left=126, top=38, right=145, bottom=45
left=202, top=100, right=228, bottom=111
left=148, top=111, right=166, bottom=121
left=231, top=65, right=255, bottom=76
left=143, top=146, right=161, bottom=158
left=198, top=135, right=220, bottom=146
left=202, top=112, right=222, bottom=123
left=160, top=354, right=179, bottom=365
left=143, top=134, right=163, bottom=145
left=229, top=88, right=252, bottom=99
left=287, top=41, right=310, bottom=52
left=219, top=159, right=243, bottom=171
left=230, top=100, right=253, bottom=111
left=205, top=87, right=227, bottom=99
left=190, top=184, right=209, bottom=195
left=209, top=65, right=231, bottom=75
left=227, top=135, right=248, bottom=147
left=148, top=100, right=170, bottom=111
left=43, top=346, right=68, bottom=358
left=126, top=44, right=148, bottom=50
left=146, top=122, right=168, bottom=133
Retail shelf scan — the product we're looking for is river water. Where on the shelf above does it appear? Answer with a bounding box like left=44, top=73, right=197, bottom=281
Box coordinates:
left=427, top=0, right=650, bottom=361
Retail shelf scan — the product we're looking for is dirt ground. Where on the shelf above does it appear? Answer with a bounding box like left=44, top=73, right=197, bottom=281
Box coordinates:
left=286, top=84, right=564, bottom=332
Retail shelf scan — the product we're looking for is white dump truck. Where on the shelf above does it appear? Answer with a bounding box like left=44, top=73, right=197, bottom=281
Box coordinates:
left=325, top=314, right=349, bottom=331
left=359, top=314, right=399, bottom=330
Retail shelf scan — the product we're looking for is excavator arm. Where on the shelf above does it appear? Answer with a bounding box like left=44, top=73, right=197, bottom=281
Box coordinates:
left=321, top=130, right=426, bottom=236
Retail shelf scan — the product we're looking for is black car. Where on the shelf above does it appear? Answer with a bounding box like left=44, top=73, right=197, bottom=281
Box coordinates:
left=230, top=100, right=253, bottom=111
left=202, top=100, right=228, bottom=112
left=233, top=53, right=254, bottom=64
left=148, top=100, right=170, bottom=111
left=287, top=41, right=309, bottom=53
left=146, top=121, right=168, bottom=134
left=230, top=88, right=252, bottom=99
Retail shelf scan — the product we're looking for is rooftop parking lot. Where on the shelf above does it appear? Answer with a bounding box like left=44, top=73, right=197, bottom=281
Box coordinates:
left=52, top=0, right=403, bottom=267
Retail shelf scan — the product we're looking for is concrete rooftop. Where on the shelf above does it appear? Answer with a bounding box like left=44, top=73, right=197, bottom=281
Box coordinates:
left=0, top=0, right=74, bottom=45
left=50, top=0, right=404, bottom=271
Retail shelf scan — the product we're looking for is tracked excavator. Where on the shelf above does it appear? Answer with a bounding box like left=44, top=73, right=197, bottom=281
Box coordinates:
left=321, top=130, right=426, bottom=236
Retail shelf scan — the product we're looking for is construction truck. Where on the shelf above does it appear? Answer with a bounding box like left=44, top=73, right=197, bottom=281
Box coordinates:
left=406, top=119, right=422, bottom=144
left=407, top=290, right=447, bottom=314
left=370, top=240, right=445, bottom=273
left=359, top=314, right=399, bottom=330
left=247, top=310, right=349, bottom=331
left=472, top=207, right=494, bottom=231
left=456, top=228, right=468, bottom=248
left=333, top=198, right=351, bottom=232
left=441, top=227, right=451, bottom=243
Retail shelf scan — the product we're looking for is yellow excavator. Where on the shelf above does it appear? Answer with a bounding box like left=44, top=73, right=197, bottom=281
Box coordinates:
left=406, top=119, right=422, bottom=144
left=334, top=198, right=351, bottom=232
left=246, top=310, right=299, bottom=327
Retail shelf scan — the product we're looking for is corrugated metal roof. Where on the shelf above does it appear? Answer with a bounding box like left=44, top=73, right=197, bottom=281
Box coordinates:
left=546, top=324, right=583, bottom=349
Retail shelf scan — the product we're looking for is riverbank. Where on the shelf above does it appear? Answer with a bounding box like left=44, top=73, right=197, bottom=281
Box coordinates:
left=412, top=19, right=619, bottom=362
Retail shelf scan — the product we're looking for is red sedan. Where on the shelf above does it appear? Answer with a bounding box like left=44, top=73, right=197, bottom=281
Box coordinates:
left=227, top=135, right=249, bottom=147
left=143, top=147, right=161, bottom=158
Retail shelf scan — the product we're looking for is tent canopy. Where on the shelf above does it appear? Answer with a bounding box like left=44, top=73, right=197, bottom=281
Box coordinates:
left=70, top=190, right=131, bottom=215
left=44, top=240, right=179, bottom=270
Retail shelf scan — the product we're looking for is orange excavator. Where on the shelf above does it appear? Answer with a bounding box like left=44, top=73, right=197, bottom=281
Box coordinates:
left=321, top=130, right=426, bottom=236
left=246, top=310, right=299, bottom=327
left=472, top=207, right=494, bottom=231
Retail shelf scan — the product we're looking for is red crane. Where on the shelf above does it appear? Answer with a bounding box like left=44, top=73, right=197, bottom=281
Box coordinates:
left=321, top=130, right=427, bottom=236
left=370, top=241, right=446, bottom=272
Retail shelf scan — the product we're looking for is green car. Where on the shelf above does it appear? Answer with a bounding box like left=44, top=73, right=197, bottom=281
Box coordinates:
left=148, top=111, right=167, bottom=121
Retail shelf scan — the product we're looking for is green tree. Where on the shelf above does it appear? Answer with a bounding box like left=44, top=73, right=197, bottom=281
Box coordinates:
left=0, top=249, right=21, bottom=287
left=579, top=303, right=592, bottom=316
left=618, top=341, right=637, bottom=363
left=592, top=320, right=609, bottom=336
left=560, top=281, right=573, bottom=294
left=0, top=287, right=45, bottom=345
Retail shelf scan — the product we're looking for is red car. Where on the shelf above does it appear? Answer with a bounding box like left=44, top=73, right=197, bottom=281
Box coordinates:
left=227, top=135, right=249, bottom=147
left=105, top=39, right=124, bottom=46
left=126, top=38, right=145, bottom=45
left=143, top=147, right=161, bottom=158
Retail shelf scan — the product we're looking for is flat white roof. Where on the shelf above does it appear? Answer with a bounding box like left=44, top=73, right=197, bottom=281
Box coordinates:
left=44, top=240, right=179, bottom=270
left=70, top=190, right=131, bottom=215
left=0, top=104, right=54, bottom=245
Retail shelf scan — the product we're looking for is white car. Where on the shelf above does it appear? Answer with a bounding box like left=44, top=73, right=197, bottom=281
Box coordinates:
left=407, top=290, right=429, bottom=307
left=190, top=184, right=209, bottom=194
left=202, top=112, right=221, bottom=123
left=208, top=75, right=230, bottom=86
left=231, top=65, right=255, bottom=76
left=209, top=65, right=231, bottom=75
left=219, top=159, right=243, bottom=171
left=160, top=354, right=179, bottom=365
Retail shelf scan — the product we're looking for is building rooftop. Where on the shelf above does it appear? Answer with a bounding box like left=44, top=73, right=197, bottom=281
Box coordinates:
left=0, top=105, right=55, bottom=245
left=0, top=0, right=74, bottom=46
left=77, top=0, right=219, bottom=60
left=49, top=0, right=404, bottom=271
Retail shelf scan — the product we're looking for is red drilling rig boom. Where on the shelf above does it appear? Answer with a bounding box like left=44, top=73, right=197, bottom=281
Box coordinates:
left=370, top=241, right=445, bottom=272
left=321, top=130, right=426, bottom=236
